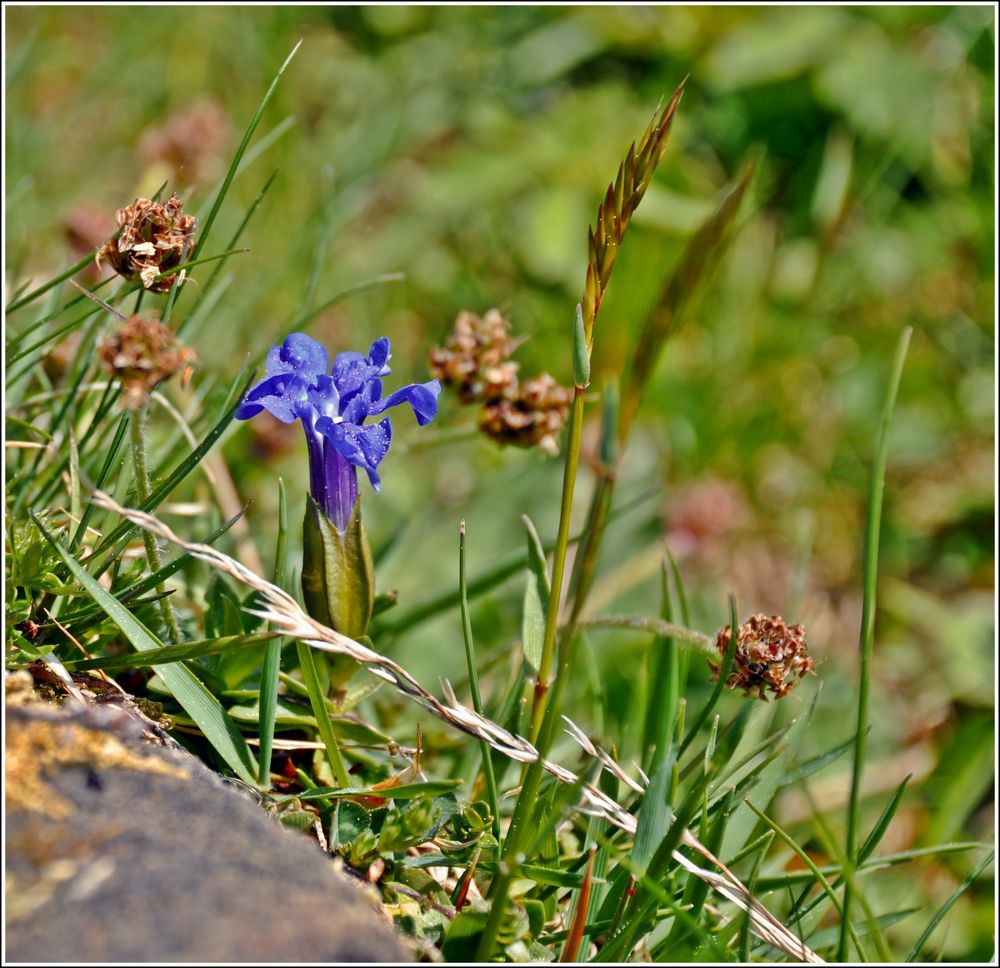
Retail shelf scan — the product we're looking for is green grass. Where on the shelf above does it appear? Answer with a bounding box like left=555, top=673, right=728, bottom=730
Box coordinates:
left=5, top=6, right=994, bottom=963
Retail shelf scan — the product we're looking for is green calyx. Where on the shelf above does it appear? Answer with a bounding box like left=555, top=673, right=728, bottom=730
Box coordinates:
left=302, top=493, right=375, bottom=649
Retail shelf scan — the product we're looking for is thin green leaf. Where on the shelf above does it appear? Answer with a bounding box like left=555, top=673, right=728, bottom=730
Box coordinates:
left=743, top=797, right=864, bottom=956
left=905, top=852, right=994, bottom=962
left=521, top=566, right=546, bottom=677
left=179, top=169, right=280, bottom=337
left=85, top=367, right=256, bottom=575
left=5, top=251, right=97, bottom=315
left=35, top=515, right=258, bottom=784
left=294, top=779, right=462, bottom=802
left=63, top=632, right=279, bottom=673
left=778, top=732, right=861, bottom=790
left=257, top=476, right=288, bottom=786
left=643, top=561, right=679, bottom=767
left=296, top=640, right=352, bottom=789
left=859, top=775, right=911, bottom=866
left=68, top=414, right=129, bottom=551
left=192, top=43, right=302, bottom=274
left=807, top=908, right=918, bottom=950
left=758, top=842, right=987, bottom=891
left=378, top=489, right=657, bottom=636
left=720, top=685, right=818, bottom=859
left=841, top=326, right=912, bottom=959
left=631, top=752, right=674, bottom=878
left=477, top=862, right=589, bottom=890
left=680, top=594, right=739, bottom=756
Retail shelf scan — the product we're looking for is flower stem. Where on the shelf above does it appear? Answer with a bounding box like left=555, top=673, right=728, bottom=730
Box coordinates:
left=475, top=862, right=517, bottom=961
left=459, top=521, right=501, bottom=845
left=528, top=387, right=585, bottom=742
left=129, top=406, right=182, bottom=644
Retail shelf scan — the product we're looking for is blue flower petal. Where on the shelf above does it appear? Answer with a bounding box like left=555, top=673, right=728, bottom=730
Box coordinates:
left=306, top=373, right=341, bottom=421
left=266, top=333, right=329, bottom=381
left=341, top=378, right=382, bottom=424
left=332, top=338, right=394, bottom=405
left=237, top=373, right=311, bottom=424
left=316, top=417, right=393, bottom=491
left=373, top=380, right=441, bottom=426
left=330, top=351, right=371, bottom=404
left=367, top=337, right=392, bottom=374
left=243, top=333, right=439, bottom=514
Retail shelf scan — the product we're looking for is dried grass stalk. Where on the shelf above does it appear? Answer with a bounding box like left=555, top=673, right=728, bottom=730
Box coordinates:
left=86, top=487, right=821, bottom=963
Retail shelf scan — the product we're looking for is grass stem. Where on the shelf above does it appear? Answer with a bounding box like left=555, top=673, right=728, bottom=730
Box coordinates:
left=839, top=327, right=912, bottom=959
left=257, top=477, right=288, bottom=787
left=528, top=387, right=585, bottom=741
left=459, top=520, right=502, bottom=845
left=129, top=406, right=182, bottom=644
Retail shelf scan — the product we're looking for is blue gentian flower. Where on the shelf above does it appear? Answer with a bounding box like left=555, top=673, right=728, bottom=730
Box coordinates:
left=238, top=333, right=440, bottom=531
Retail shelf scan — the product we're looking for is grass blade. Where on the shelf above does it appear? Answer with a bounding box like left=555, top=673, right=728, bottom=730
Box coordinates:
left=840, top=326, right=912, bottom=958
left=858, top=775, right=911, bottom=866
left=520, top=513, right=552, bottom=681
left=85, top=367, right=256, bottom=574
left=257, top=476, right=289, bottom=786
left=178, top=169, right=279, bottom=337
left=68, top=414, right=129, bottom=551
left=905, top=851, right=994, bottom=962
left=5, top=251, right=97, bottom=315
left=295, top=640, right=352, bottom=789
left=643, top=561, right=679, bottom=767
left=193, top=42, right=302, bottom=273
left=35, top=515, right=258, bottom=784
left=63, top=631, right=279, bottom=673
left=681, top=594, right=739, bottom=756
left=743, top=798, right=865, bottom=956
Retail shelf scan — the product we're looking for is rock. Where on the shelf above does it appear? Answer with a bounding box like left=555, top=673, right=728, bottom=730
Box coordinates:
left=5, top=690, right=407, bottom=963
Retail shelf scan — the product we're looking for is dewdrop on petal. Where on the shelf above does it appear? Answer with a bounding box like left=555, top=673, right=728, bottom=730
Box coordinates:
left=710, top=612, right=815, bottom=700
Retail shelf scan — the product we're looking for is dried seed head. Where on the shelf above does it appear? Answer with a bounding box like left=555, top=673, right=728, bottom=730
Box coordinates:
left=98, top=315, right=197, bottom=409
left=710, top=613, right=815, bottom=701
left=428, top=309, right=520, bottom=403
left=96, top=194, right=197, bottom=292
left=431, top=308, right=574, bottom=454
left=139, top=99, right=229, bottom=186
left=479, top=372, right=574, bottom=456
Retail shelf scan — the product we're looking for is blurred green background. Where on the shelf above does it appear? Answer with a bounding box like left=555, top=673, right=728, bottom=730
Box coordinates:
left=5, top=6, right=995, bottom=957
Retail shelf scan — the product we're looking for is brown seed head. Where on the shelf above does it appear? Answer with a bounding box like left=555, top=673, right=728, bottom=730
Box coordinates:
left=96, top=194, right=197, bottom=292
left=432, top=308, right=574, bottom=454
left=428, top=309, right=520, bottom=403
left=710, top=613, right=815, bottom=700
left=98, top=315, right=197, bottom=409
left=479, top=372, right=574, bottom=456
